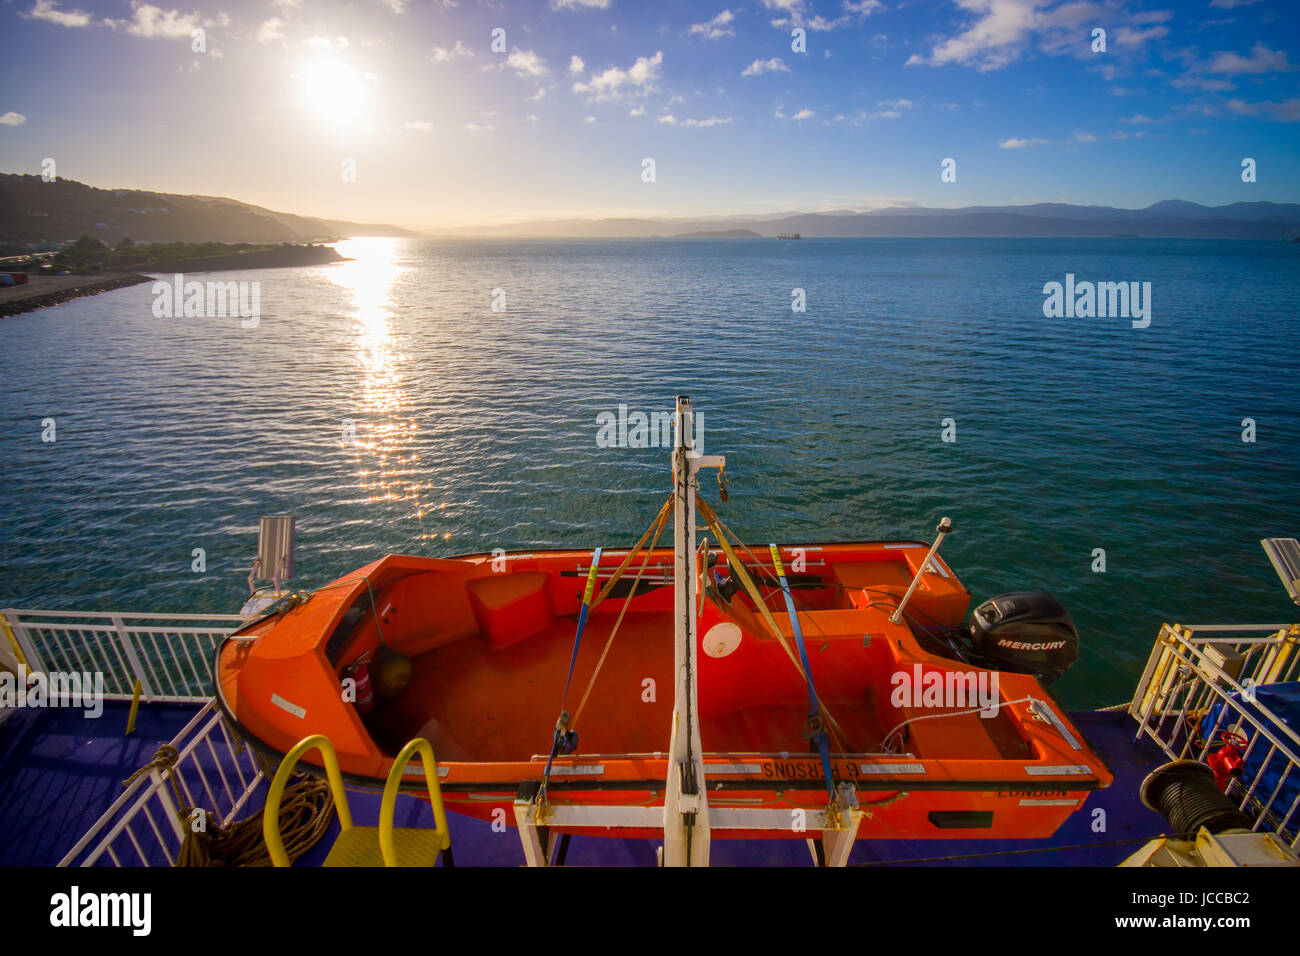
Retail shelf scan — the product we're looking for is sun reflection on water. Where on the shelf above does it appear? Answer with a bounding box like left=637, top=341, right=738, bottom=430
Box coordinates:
left=324, top=238, right=446, bottom=543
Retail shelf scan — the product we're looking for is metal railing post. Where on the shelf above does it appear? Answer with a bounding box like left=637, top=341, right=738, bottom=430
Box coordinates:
left=111, top=615, right=156, bottom=702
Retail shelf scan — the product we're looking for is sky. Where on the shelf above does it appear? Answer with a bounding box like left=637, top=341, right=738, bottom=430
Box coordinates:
left=1, top=0, right=1298, bottom=229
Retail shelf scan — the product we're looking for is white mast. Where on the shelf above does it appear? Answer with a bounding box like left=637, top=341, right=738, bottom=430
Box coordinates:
left=512, top=394, right=863, bottom=867
left=662, top=395, right=722, bottom=867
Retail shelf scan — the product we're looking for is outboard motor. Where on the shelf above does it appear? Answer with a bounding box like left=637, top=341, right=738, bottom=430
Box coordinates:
left=965, top=591, right=1079, bottom=685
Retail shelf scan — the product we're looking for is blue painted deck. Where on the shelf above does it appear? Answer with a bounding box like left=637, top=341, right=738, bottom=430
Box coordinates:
left=0, top=702, right=1170, bottom=867
left=0, top=702, right=199, bottom=867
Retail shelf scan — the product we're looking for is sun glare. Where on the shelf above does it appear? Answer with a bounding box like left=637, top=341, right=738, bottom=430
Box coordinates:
left=295, top=55, right=369, bottom=129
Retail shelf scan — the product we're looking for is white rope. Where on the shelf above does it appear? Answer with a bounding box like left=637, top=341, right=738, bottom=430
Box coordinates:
left=877, top=695, right=1037, bottom=753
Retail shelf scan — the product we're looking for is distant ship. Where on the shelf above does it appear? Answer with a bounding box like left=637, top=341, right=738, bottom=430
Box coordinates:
left=776, top=233, right=801, bottom=240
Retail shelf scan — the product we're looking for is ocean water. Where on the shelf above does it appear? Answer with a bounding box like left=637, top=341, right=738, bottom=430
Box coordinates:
left=1, top=236, right=1297, bottom=709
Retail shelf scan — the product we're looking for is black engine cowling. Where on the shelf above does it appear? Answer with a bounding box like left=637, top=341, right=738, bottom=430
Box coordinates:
left=965, top=591, right=1079, bottom=685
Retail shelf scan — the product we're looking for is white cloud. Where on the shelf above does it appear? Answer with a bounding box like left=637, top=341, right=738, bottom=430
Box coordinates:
left=1114, top=24, right=1169, bottom=48
left=431, top=40, right=474, bottom=62
left=908, top=0, right=1116, bottom=72
left=551, top=0, right=610, bottom=8
left=1172, top=75, right=1236, bottom=91
left=0, top=112, right=28, bottom=126
left=24, top=0, right=91, bottom=27
left=742, top=57, right=790, bottom=76
left=306, top=35, right=349, bottom=49
left=464, top=122, right=494, bottom=132
left=109, top=4, right=215, bottom=39
left=257, top=18, right=283, bottom=44
left=999, top=136, right=1050, bottom=148
left=765, top=0, right=874, bottom=32
left=506, top=49, right=549, bottom=78
left=1209, top=43, right=1295, bottom=75
left=569, top=55, right=585, bottom=74
left=584, top=114, right=597, bottom=123
left=629, top=105, right=645, bottom=116
left=1226, top=97, right=1300, bottom=122
left=830, top=100, right=914, bottom=125
left=379, top=0, right=407, bottom=11
left=792, top=107, right=814, bottom=120
left=405, top=120, right=433, bottom=131
left=1074, top=131, right=1097, bottom=142
left=572, top=50, right=663, bottom=100
left=689, top=10, right=735, bottom=40
left=658, top=113, right=733, bottom=127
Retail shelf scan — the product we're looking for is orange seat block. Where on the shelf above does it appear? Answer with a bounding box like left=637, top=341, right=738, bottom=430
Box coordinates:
left=466, top=572, right=553, bottom=649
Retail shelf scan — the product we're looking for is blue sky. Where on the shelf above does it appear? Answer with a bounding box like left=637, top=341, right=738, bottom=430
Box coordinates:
left=1, top=0, right=1298, bottom=228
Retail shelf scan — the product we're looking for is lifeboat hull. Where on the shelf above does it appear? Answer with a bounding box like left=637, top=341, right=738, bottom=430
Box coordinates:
left=215, top=541, right=1112, bottom=842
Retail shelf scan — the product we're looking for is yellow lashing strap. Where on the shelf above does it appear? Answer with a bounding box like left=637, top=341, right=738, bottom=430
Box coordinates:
left=590, top=497, right=674, bottom=612
left=572, top=503, right=672, bottom=728
left=695, top=495, right=852, bottom=751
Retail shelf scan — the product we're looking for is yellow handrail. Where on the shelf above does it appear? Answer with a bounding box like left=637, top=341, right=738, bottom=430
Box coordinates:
left=264, top=734, right=354, bottom=867
left=379, top=737, right=451, bottom=866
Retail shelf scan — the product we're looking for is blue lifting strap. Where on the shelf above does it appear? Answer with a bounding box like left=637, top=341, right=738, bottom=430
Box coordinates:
left=540, top=547, right=602, bottom=798
left=769, top=544, right=836, bottom=804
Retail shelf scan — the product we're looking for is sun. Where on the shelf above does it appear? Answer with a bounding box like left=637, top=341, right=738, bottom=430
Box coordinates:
left=294, top=54, right=370, bottom=129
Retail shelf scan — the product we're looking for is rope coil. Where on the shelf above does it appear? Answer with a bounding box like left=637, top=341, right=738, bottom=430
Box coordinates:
left=124, top=743, right=335, bottom=867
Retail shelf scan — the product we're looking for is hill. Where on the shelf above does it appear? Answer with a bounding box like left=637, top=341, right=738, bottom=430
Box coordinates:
left=0, top=174, right=413, bottom=244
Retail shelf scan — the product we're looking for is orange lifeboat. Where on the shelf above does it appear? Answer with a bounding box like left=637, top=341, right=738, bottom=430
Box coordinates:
left=216, top=396, right=1111, bottom=852
left=216, top=538, right=1111, bottom=844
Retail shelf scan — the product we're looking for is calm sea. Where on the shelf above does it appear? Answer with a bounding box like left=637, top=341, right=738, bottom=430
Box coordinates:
left=2, top=236, right=1297, bottom=708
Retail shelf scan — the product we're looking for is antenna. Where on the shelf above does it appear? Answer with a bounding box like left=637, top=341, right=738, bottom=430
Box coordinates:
left=248, top=516, right=296, bottom=596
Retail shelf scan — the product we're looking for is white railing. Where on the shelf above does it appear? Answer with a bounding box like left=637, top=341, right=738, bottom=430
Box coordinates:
left=58, top=700, right=266, bottom=867
left=1, top=608, right=246, bottom=703
left=1130, top=622, right=1300, bottom=847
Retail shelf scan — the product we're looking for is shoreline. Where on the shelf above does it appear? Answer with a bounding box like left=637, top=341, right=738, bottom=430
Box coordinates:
left=0, top=273, right=153, bottom=319
left=0, top=245, right=349, bottom=319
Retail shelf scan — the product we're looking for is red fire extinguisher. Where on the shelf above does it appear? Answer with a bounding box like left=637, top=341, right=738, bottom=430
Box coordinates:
left=344, top=657, right=374, bottom=715
left=1206, top=730, right=1248, bottom=790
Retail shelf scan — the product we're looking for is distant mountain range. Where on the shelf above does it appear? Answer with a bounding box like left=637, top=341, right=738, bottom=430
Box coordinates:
left=0, top=174, right=412, bottom=244
left=3, top=173, right=1297, bottom=243
left=437, top=200, right=1300, bottom=240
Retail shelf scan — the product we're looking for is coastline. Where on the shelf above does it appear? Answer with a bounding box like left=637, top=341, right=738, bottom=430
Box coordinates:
left=0, top=244, right=348, bottom=319
left=0, top=273, right=153, bottom=319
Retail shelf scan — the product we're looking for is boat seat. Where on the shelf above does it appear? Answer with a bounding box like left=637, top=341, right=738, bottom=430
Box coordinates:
left=900, top=708, right=1004, bottom=760
left=830, top=561, right=910, bottom=609
left=466, top=572, right=553, bottom=649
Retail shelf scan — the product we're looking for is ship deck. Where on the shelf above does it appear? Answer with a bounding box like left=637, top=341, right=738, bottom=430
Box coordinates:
left=0, top=701, right=1171, bottom=867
